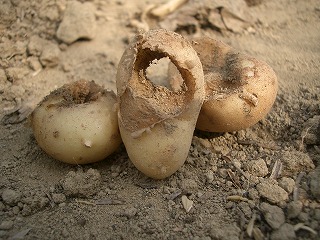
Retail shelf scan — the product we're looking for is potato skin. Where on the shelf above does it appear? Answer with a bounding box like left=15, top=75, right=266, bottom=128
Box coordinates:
left=31, top=81, right=121, bottom=164
left=192, top=37, right=278, bottom=132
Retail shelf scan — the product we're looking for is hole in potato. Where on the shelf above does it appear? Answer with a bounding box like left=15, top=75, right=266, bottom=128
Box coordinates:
left=146, top=57, right=184, bottom=92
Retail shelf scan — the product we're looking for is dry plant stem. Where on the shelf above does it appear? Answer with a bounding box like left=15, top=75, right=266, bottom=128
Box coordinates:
left=116, top=29, right=205, bottom=179
left=149, top=0, right=188, bottom=18
left=189, top=37, right=278, bottom=132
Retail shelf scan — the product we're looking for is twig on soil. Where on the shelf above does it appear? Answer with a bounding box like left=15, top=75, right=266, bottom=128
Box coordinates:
left=293, top=172, right=305, bottom=201
left=294, top=223, right=317, bottom=235
left=246, top=212, right=256, bottom=237
left=75, top=199, right=96, bottom=206
left=223, top=156, right=249, bottom=180
left=227, top=195, right=249, bottom=202
left=299, top=124, right=314, bottom=151
left=227, top=169, right=242, bottom=189
left=269, top=159, right=282, bottom=179
left=148, top=0, right=188, bottom=18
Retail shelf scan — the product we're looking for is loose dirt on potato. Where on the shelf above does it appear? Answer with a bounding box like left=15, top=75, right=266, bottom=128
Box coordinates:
left=0, top=0, right=319, bottom=239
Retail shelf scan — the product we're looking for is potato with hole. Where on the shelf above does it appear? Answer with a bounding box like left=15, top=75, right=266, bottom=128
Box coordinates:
left=116, top=29, right=205, bottom=179
left=30, top=80, right=121, bottom=164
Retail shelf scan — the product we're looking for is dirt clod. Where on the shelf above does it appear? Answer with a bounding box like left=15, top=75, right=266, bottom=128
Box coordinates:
left=260, top=202, right=285, bottom=229
left=61, top=168, right=102, bottom=197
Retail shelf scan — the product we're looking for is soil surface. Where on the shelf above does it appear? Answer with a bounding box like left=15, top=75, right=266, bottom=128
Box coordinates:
left=0, top=0, right=320, bottom=239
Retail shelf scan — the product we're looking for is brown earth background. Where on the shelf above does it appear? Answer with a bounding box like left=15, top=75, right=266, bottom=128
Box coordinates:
left=0, top=0, right=320, bottom=239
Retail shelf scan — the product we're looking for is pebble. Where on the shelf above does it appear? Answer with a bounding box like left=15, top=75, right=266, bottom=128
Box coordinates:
left=39, top=42, right=60, bottom=67
left=2, top=189, right=21, bottom=206
left=246, top=158, right=269, bottom=177
left=270, top=223, right=296, bottom=240
left=286, top=201, right=303, bottom=219
left=278, top=177, right=295, bottom=194
left=0, top=220, right=14, bottom=230
left=56, top=1, right=96, bottom=44
left=256, top=179, right=288, bottom=204
left=260, top=202, right=285, bottom=229
left=309, top=166, right=320, bottom=200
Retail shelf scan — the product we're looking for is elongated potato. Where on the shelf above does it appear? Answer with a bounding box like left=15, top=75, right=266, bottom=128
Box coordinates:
left=30, top=80, right=121, bottom=164
left=116, top=29, right=205, bottom=179
left=191, top=37, right=278, bottom=132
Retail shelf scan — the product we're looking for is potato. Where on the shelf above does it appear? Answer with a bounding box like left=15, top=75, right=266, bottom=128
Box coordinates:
left=30, top=80, right=121, bottom=164
left=116, top=29, right=205, bottom=179
left=191, top=37, right=278, bottom=132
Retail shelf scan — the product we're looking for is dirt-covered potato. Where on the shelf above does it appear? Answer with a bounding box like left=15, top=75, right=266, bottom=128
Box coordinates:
left=116, top=29, right=205, bottom=179
left=191, top=37, right=278, bottom=132
left=30, top=80, right=121, bottom=164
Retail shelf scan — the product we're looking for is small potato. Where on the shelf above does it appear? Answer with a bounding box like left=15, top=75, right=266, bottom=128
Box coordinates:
left=191, top=37, right=278, bottom=132
left=30, top=80, right=121, bottom=164
left=116, top=29, right=205, bottom=179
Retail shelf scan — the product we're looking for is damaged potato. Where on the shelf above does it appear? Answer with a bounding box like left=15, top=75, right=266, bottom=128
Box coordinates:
left=30, top=80, right=122, bottom=164
left=174, top=36, right=278, bottom=132
left=116, top=29, right=205, bottom=179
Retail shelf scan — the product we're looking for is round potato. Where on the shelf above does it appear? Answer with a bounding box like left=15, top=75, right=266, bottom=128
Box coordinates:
left=30, top=80, right=122, bottom=164
left=191, top=37, right=278, bottom=132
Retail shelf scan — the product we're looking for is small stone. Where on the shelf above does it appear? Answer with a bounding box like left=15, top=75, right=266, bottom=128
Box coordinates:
left=260, top=202, right=285, bottom=229
left=56, top=1, right=96, bottom=44
left=286, top=201, right=303, bottom=219
left=51, top=193, right=66, bottom=204
left=246, top=158, right=269, bottom=177
left=2, top=189, right=22, bottom=206
left=27, top=56, right=42, bottom=71
left=270, top=223, right=296, bottom=240
left=309, top=166, right=320, bottom=200
left=278, top=177, right=295, bottom=194
left=257, top=179, right=288, bottom=204
left=40, top=42, right=60, bottom=67
left=0, top=220, right=14, bottom=230
left=181, top=195, right=193, bottom=213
